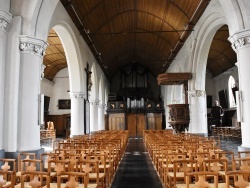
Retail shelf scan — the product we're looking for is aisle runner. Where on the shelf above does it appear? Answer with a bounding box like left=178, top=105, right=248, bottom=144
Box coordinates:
left=111, top=138, right=162, bottom=188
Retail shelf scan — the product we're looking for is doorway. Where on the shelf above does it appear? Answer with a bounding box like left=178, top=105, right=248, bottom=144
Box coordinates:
left=127, top=114, right=146, bottom=138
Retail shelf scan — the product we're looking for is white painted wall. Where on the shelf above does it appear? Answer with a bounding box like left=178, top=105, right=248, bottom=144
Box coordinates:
left=40, top=78, right=54, bottom=97
left=46, top=68, right=70, bottom=115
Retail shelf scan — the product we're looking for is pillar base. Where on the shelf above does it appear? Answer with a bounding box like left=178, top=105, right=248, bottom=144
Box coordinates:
left=3, top=148, right=44, bottom=170
left=0, top=149, right=5, bottom=158
left=5, top=148, right=45, bottom=160
left=238, top=146, right=250, bottom=152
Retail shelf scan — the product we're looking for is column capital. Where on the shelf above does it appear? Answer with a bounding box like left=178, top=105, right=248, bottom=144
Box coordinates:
left=228, top=29, right=250, bottom=52
left=0, top=9, right=12, bottom=32
left=19, top=35, right=48, bottom=57
left=89, top=99, right=100, bottom=105
left=188, top=90, right=206, bottom=97
left=70, top=92, right=86, bottom=99
left=98, top=104, right=106, bottom=108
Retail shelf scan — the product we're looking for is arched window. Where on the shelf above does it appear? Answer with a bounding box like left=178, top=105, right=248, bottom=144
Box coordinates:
left=228, top=76, right=237, bottom=108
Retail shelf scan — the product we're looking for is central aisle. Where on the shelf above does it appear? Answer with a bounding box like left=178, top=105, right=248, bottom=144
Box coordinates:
left=111, top=138, right=163, bottom=188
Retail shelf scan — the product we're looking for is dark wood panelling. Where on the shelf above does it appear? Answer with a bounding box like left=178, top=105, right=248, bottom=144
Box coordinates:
left=147, top=113, right=162, bottom=130
left=108, top=113, right=126, bottom=130
left=46, top=114, right=70, bottom=137
left=127, top=114, right=137, bottom=138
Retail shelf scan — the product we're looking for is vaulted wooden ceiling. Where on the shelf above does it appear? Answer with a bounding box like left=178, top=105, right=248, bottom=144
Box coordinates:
left=43, top=0, right=237, bottom=81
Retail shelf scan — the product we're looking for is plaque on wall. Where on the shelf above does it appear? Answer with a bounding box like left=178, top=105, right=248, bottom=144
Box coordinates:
left=58, top=99, right=71, bottom=109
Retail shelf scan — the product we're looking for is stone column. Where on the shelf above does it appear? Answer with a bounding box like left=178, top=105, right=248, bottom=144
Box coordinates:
left=89, top=100, right=99, bottom=133
left=229, top=29, right=250, bottom=148
left=17, top=36, right=47, bottom=151
left=188, top=90, right=207, bottom=134
left=70, top=92, right=85, bottom=136
left=0, top=9, right=12, bottom=149
left=98, top=104, right=105, bottom=130
left=3, top=16, right=21, bottom=152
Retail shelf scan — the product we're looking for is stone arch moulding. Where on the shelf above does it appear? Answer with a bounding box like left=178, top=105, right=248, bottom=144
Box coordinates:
left=193, top=12, right=227, bottom=91
left=218, top=0, right=244, bottom=33
left=53, top=24, right=84, bottom=93
left=98, top=75, right=104, bottom=105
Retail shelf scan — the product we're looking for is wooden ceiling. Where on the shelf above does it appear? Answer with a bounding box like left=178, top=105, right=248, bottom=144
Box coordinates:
left=43, top=29, right=67, bottom=81
left=43, top=0, right=237, bottom=81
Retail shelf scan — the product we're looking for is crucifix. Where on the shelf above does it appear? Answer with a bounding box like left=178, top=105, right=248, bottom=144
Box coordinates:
left=85, top=62, right=92, bottom=101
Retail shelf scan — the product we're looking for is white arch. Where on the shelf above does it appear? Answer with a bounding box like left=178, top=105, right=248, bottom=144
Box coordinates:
left=188, top=6, right=228, bottom=133
left=98, top=75, right=104, bottom=105
left=89, top=63, right=99, bottom=132
left=193, top=12, right=227, bottom=91
left=104, top=85, right=109, bottom=114
left=218, top=0, right=245, bottom=33
left=53, top=24, right=84, bottom=92
left=98, top=75, right=105, bottom=130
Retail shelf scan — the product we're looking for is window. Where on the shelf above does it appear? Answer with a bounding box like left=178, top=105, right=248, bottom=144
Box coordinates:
left=228, top=76, right=237, bottom=108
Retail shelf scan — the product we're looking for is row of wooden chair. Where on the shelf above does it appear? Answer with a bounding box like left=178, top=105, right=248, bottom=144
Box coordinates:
left=0, top=130, right=129, bottom=188
left=144, top=130, right=250, bottom=188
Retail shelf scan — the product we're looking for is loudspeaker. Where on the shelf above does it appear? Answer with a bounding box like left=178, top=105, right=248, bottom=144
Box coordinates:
left=38, top=94, right=44, bottom=125
left=236, top=91, right=242, bottom=122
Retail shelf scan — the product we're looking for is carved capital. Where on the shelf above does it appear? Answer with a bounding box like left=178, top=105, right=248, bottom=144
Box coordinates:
left=0, top=9, right=12, bottom=32
left=19, top=35, right=48, bottom=57
left=70, top=92, right=86, bottom=99
left=98, top=104, right=106, bottom=108
left=89, top=100, right=100, bottom=105
left=229, top=29, right=250, bottom=52
left=188, top=90, right=206, bottom=97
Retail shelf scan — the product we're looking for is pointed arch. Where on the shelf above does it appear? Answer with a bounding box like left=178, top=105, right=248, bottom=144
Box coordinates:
left=193, top=12, right=227, bottom=91
left=189, top=10, right=228, bottom=133
left=53, top=24, right=84, bottom=93
left=98, top=75, right=104, bottom=105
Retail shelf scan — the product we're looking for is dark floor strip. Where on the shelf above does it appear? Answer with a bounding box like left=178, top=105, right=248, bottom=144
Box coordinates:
left=111, top=138, right=163, bottom=188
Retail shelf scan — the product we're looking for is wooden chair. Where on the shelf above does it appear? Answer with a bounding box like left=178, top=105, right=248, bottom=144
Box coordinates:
left=15, top=159, right=42, bottom=187
left=190, top=152, right=211, bottom=171
left=226, top=170, right=250, bottom=188
left=233, top=157, right=250, bottom=171
left=15, top=171, right=50, bottom=188
left=203, top=158, right=228, bottom=183
left=166, top=159, right=198, bottom=188
left=0, top=170, right=16, bottom=187
left=56, top=171, right=96, bottom=188
left=0, top=158, right=16, bottom=187
left=238, top=151, right=250, bottom=159
left=185, top=171, right=229, bottom=188
left=40, top=152, right=58, bottom=172
left=76, top=160, right=100, bottom=188
left=47, top=159, right=70, bottom=185
left=214, top=150, right=234, bottom=170
left=163, top=153, right=187, bottom=187
left=87, top=153, right=107, bottom=188
left=16, top=153, right=36, bottom=182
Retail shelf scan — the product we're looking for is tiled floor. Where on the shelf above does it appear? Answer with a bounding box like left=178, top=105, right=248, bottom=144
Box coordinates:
left=218, top=136, right=242, bottom=153
left=110, top=138, right=163, bottom=188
